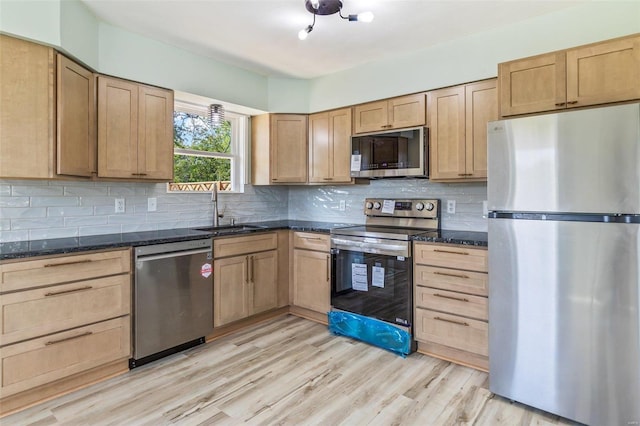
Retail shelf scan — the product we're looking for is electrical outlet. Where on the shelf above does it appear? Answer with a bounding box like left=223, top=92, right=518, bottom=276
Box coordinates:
left=148, top=197, right=157, bottom=212
left=339, top=200, right=346, bottom=211
left=115, top=198, right=125, bottom=213
left=482, top=200, right=488, bottom=218
left=446, top=200, right=456, bottom=214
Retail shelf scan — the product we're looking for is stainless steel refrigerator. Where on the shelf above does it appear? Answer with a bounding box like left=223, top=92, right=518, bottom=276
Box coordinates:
left=487, top=103, right=640, bottom=426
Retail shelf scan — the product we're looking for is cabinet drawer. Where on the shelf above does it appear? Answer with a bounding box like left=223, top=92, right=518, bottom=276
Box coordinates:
left=214, top=232, right=277, bottom=258
left=415, top=308, right=488, bottom=356
left=293, top=232, right=330, bottom=252
left=414, top=265, right=488, bottom=296
left=0, top=316, right=130, bottom=398
left=0, top=275, right=130, bottom=346
left=0, top=249, right=131, bottom=293
left=414, top=243, right=487, bottom=272
left=415, top=287, right=487, bottom=321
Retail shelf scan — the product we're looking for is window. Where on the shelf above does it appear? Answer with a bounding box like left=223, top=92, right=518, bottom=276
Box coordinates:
left=168, top=101, right=247, bottom=193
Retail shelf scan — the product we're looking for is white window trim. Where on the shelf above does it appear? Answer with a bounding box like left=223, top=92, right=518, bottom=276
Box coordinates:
left=169, top=101, right=247, bottom=194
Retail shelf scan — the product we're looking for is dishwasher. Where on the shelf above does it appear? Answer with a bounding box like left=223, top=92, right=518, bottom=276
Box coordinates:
left=130, top=238, right=214, bottom=368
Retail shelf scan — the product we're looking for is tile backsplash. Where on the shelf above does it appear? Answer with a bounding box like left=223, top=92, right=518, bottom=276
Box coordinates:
left=0, top=178, right=487, bottom=242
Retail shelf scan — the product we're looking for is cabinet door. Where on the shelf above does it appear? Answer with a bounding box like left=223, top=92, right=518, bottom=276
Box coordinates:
left=428, top=86, right=466, bottom=180
left=250, top=250, right=278, bottom=315
left=293, top=249, right=330, bottom=314
left=329, top=108, right=353, bottom=183
left=97, top=76, right=139, bottom=178
left=465, top=79, right=497, bottom=179
left=566, top=36, right=640, bottom=108
left=57, top=54, right=96, bottom=177
left=270, top=114, right=308, bottom=183
left=308, top=108, right=352, bottom=183
left=0, top=35, right=54, bottom=179
left=308, top=112, right=330, bottom=183
left=213, top=255, right=249, bottom=327
left=138, top=85, right=174, bottom=180
left=388, top=93, right=426, bottom=129
left=499, top=52, right=566, bottom=117
left=353, top=100, right=388, bottom=133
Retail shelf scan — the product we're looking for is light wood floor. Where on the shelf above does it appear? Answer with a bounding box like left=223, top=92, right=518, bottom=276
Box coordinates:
left=3, top=315, right=577, bottom=425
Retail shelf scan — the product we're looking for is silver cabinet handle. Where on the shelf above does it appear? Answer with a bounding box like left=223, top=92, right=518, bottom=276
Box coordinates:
left=433, top=249, right=469, bottom=256
left=45, top=286, right=93, bottom=297
left=434, top=316, right=469, bottom=327
left=433, top=271, right=469, bottom=279
left=433, top=293, right=469, bottom=302
left=44, top=259, right=92, bottom=268
left=46, top=331, right=93, bottom=346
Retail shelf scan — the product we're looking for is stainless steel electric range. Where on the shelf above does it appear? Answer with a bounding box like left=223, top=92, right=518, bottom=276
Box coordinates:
left=330, top=198, right=440, bottom=353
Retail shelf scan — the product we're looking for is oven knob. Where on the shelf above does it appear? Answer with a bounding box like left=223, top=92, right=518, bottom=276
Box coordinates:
left=425, top=202, right=435, bottom=211
left=366, top=202, right=373, bottom=210
left=415, top=202, right=425, bottom=211
left=373, top=201, right=381, bottom=210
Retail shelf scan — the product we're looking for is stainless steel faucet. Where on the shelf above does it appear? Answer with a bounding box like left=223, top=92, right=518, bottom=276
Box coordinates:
left=211, top=183, right=221, bottom=227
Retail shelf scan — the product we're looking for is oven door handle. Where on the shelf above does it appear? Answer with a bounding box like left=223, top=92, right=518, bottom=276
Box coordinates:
left=331, top=238, right=409, bottom=257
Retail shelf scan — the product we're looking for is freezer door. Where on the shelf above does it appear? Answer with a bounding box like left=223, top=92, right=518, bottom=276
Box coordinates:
left=489, top=218, right=640, bottom=425
left=488, top=103, right=640, bottom=214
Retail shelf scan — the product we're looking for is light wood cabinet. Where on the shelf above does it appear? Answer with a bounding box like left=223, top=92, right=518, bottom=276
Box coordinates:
left=499, top=34, right=640, bottom=117
left=56, top=54, right=96, bottom=177
left=97, top=75, right=174, bottom=180
left=251, top=114, right=308, bottom=184
left=428, top=79, right=497, bottom=181
left=308, top=108, right=353, bottom=183
left=213, top=233, right=279, bottom=327
left=0, top=35, right=55, bottom=179
left=413, top=242, right=489, bottom=371
left=292, top=232, right=331, bottom=316
left=353, top=93, right=425, bottom=133
left=0, top=249, right=131, bottom=406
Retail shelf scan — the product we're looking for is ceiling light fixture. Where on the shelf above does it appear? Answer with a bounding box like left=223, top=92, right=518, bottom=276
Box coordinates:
left=298, top=0, right=374, bottom=40
left=208, top=104, right=224, bottom=128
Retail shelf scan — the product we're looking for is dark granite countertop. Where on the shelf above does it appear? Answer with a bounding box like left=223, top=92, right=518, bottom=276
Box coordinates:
left=0, top=221, right=487, bottom=260
left=413, top=230, right=488, bottom=247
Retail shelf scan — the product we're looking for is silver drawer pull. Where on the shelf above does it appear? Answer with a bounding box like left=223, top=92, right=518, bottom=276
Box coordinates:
left=433, top=293, right=469, bottom=303
left=433, top=271, right=469, bottom=279
left=45, top=331, right=93, bottom=346
left=303, top=237, right=323, bottom=241
left=45, top=286, right=93, bottom=297
left=44, top=259, right=92, bottom=268
left=433, top=249, right=469, bottom=256
left=434, top=316, right=469, bottom=327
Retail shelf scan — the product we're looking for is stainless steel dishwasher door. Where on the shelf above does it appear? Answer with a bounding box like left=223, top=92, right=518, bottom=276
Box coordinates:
left=133, top=239, right=213, bottom=364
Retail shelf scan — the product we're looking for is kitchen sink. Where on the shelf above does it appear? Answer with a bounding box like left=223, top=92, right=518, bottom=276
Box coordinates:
left=194, top=224, right=266, bottom=234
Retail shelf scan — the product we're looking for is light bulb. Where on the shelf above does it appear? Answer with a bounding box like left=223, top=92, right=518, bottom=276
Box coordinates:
left=298, top=25, right=312, bottom=40
left=357, top=11, right=374, bottom=23
left=310, top=0, right=320, bottom=10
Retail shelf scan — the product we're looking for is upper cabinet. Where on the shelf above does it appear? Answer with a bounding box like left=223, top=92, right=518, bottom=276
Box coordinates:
left=353, top=93, right=425, bottom=133
left=499, top=34, right=640, bottom=117
left=57, top=54, right=96, bottom=177
left=308, top=107, right=352, bottom=184
left=251, top=114, right=308, bottom=184
left=0, top=35, right=55, bottom=179
left=97, top=76, right=174, bottom=180
left=428, top=79, right=497, bottom=181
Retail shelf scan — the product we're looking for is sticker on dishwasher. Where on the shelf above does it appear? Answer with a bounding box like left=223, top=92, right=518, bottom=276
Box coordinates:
left=200, top=263, right=212, bottom=278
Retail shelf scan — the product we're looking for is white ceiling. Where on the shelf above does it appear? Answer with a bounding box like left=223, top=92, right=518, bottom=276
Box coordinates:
left=82, top=0, right=586, bottom=80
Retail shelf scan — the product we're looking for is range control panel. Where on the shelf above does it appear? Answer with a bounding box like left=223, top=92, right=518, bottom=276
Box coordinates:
left=364, top=198, right=440, bottom=218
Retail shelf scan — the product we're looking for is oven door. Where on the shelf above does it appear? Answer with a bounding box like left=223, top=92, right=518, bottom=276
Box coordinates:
left=331, top=248, right=412, bottom=327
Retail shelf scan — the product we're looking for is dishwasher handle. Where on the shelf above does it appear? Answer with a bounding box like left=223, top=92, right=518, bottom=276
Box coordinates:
left=136, top=248, right=212, bottom=263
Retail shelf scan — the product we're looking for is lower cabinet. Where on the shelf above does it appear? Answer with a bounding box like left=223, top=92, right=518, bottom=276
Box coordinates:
left=213, top=233, right=279, bottom=327
left=292, top=232, right=331, bottom=318
left=413, top=242, right=489, bottom=371
left=0, top=249, right=132, bottom=413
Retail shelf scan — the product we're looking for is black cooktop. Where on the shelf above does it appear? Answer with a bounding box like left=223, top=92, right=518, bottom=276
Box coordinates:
left=330, top=225, right=438, bottom=241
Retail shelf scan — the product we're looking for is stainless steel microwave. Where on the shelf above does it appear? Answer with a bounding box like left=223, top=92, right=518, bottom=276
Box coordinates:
left=350, top=126, right=428, bottom=178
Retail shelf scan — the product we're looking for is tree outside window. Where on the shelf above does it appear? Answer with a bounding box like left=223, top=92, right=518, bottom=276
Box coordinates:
left=169, top=105, right=245, bottom=193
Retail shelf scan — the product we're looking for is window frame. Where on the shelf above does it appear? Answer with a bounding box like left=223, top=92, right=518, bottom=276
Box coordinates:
left=169, top=101, right=247, bottom=193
